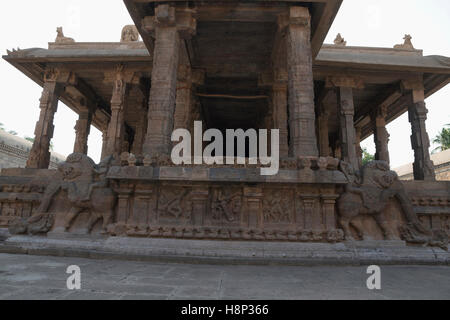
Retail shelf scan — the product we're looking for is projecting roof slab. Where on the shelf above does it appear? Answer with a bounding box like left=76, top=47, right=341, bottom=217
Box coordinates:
left=123, top=0, right=343, bottom=58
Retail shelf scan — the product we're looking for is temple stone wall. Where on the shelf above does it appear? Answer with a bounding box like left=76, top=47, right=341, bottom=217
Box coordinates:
left=0, top=130, right=65, bottom=171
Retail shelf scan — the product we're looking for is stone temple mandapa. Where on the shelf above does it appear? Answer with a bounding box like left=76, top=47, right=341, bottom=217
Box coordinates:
left=1, top=1, right=449, bottom=258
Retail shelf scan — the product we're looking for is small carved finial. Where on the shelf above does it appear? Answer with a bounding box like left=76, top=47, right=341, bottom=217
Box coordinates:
left=334, top=33, right=347, bottom=46
left=143, top=154, right=153, bottom=167
left=394, top=34, right=414, bottom=50
left=127, top=153, right=137, bottom=167
left=55, top=27, right=75, bottom=44
left=121, top=25, right=139, bottom=42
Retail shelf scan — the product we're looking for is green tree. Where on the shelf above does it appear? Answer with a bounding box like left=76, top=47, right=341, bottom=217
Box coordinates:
left=362, top=147, right=375, bottom=166
left=432, top=124, right=450, bottom=154
left=0, top=123, right=4, bottom=131
left=8, top=130, right=18, bottom=136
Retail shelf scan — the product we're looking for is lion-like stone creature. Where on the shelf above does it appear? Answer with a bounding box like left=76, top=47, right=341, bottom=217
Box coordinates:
left=55, top=27, right=75, bottom=44
left=337, top=161, right=447, bottom=249
left=9, top=153, right=116, bottom=235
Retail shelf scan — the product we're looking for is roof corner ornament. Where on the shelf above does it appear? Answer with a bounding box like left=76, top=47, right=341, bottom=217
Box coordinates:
left=394, top=34, right=414, bottom=50
left=121, top=25, right=139, bottom=42
left=334, top=33, right=347, bottom=46
left=55, top=27, right=75, bottom=44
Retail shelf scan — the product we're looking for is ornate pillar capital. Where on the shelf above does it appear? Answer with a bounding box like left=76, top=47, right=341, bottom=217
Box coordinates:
left=277, top=6, right=311, bottom=33
left=142, top=6, right=197, bottom=40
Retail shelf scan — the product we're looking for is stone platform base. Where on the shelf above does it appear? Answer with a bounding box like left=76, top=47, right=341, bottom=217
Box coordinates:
left=0, top=229, right=448, bottom=266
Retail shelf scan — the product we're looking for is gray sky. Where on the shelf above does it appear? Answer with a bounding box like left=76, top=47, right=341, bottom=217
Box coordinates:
left=0, top=0, right=449, bottom=167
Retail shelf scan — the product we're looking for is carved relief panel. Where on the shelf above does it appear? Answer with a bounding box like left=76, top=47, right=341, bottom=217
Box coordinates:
left=262, top=189, right=295, bottom=225
left=209, top=187, right=243, bottom=226
left=157, top=186, right=192, bottom=224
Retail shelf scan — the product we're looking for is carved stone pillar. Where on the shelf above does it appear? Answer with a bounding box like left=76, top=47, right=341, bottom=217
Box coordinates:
left=402, top=80, right=435, bottom=180
left=103, top=66, right=131, bottom=159
left=355, top=126, right=363, bottom=168
left=318, top=105, right=330, bottom=157
left=27, top=69, right=69, bottom=169
left=173, top=64, right=193, bottom=134
left=73, top=106, right=93, bottom=155
left=272, top=83, right=289, bottom=158
left=142, top=5, right=196, bottom=156
left=407, top=94, right=435, bottom=181
left=101, top=129, right=108, bottom=160
left=280, top=7, right=318, bottom=157
left=338, top=87, right=358, bottom=169
left=372, top=107, right=390, bottom=164
left=326, top=77, right=363, bottom=169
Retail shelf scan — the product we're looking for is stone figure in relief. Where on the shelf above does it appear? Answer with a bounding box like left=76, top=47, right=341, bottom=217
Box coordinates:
left=337, top=160, right=447, bottom=249
left=9, top=153, right=116, bottom=235
left=212, top=188, right=242, bottom=222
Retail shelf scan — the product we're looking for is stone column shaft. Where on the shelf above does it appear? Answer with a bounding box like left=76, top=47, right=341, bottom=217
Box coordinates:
left=101, top=129, right=108, bottom=160
left=337, top=87, right=358, bottom=169
left=272, top=83, right=289, bottom=157
left=284, top=7, right=318, bottom=157
left=143, top=25, right=180, bottom=156
left=408, top=93, right=435, bottom=180
left=373, top=110, right=390, bottom=164
left=318, top=106, right=330, bottom=157
left=73, top=109, right=93, bottom=155
left=355, top=126, right=363, bottom=168
left=104, top=77, right=128, bottom=158
left=26, top=80, right=63, bottom=169
left=174, top=65, right=193, bottom=132
left=131, top=108, right=147, bottom=155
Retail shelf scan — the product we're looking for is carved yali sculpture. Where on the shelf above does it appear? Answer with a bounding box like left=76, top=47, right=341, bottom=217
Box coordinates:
left=9, top=153, right=117, bottom=235
left=337, top=160, right=447, bottom=249
left=55, top=27, right=75, bottom=44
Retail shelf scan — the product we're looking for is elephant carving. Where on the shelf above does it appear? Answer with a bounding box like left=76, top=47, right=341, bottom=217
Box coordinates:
left=9, top=153, right=117, bottom=235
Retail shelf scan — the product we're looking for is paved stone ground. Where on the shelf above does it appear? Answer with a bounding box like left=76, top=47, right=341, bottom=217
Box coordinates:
left=0, top=253, right=449, bottom=300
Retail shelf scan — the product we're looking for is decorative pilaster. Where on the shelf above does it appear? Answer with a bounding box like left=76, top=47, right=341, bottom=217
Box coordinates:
left=142, top=5, right=196, bottom=156
left=372, top=106, right=390, bottom=164
left=322, top=195, right=338, bottom=231
left=272, top=83, right=289, bottom=158
left=73, top=102, right=94, bottom=155
left=129, top=186, right=154, bottom=236
left=243, top=187, right=263, bottom=231
left=26, top=69, right=70, bottom=169
left=280, top=7, right=318, bottom=157
left=190, top=188, right=209, bottom=229
left=403, top=80, right=435, bottom=181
